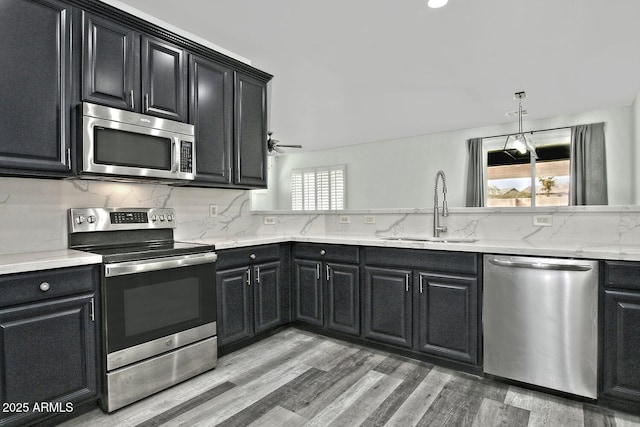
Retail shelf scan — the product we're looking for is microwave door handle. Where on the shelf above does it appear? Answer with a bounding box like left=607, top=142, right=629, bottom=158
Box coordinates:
left=171, top=140, right=178, bottom=172
left=104, top=252, right=217, bottom=277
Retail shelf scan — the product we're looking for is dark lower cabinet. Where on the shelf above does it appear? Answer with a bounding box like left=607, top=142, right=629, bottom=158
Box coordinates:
left=0, top=0, right=74, bottom=177
left=293, top=259, right=324, bottom=326
left=293, top=244, right=360, bottom=335
left=363, top=267, right=413, bottom=348
left=326, top=263, right=360, bottom=335
left=0, top=266, right=99, bottom=427
left=216, top=245, right=288, bottom=348
left=603, top=289, right=640, bottom=403
left=417, top=273, right=478, bottom=364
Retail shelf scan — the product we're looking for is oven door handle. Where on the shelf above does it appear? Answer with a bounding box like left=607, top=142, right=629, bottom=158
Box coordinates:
left=104, top=252, right=217, bottom=277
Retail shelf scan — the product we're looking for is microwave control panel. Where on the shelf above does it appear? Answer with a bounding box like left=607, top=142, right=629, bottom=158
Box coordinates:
left=180, top=141, right=193, bottom=173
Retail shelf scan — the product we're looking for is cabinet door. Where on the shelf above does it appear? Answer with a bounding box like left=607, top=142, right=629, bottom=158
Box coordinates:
left=234, top=72, right=267, bottom=188
left=603, top=289, right=640, bottom=403
left=254, top=261, right=283, bottom=333
left=0, top=0, right=73, bottom=175
left=216, top=266, right=253, bottom=346
left=363, top=267, right=413, bottom=348
left=326, top=263, right=360, bottom=336
left=416, top=273, right=478, bottom=364
left=189, top=55, right=233, bottom=185
left=82, top=12, right=139, bottom=110
left=141, top=35, right=187, bottom=121
left=294, top=259, right=323, bottom=326
left=0, top=295, right=97, bottom=426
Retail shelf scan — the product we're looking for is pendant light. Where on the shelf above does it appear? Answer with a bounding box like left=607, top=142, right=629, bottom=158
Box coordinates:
left=504, top=91, right=538, bottom=159
left=428, top=0, right=448, bottom=8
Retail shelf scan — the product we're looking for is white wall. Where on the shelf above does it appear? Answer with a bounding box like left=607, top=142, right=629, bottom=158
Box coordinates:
left=255, top=105, right=635, bottom=210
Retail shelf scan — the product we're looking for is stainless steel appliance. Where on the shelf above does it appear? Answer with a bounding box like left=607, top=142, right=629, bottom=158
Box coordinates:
left=68, top=207, right=217, bottom=412
left=81, top=102, right=195, bottom=182
left=483, top=255, right=598, bottom=399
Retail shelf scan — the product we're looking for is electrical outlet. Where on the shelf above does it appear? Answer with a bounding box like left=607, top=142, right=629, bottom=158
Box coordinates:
left=364, top=215, right=376, bottom=224
left=263, top=216, right=276, bottom=225
left=339, top=215, right=351, bottom=224
left=209, top=204, right=218, bottom=217
left=533, top=215, right=552, bottom=227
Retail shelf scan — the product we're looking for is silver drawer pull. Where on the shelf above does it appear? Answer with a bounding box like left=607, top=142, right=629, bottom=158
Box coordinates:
left=320, top=249, right=326, bottom=256
left=250, top=253, right=256, bottom=260
left=39, top=282, right=51, bottom=292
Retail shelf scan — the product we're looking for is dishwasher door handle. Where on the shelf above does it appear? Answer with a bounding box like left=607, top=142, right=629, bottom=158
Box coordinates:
left=488, top=258, right=593, bottom=272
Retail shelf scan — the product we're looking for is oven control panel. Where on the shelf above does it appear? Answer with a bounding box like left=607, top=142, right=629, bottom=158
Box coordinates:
left=69, top=208, right=176, bottom=233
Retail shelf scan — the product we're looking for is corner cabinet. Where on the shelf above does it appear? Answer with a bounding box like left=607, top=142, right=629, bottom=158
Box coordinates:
left=602, top=261, right=640, bottom=407
left=216, top=245, right=290, bottom=349
left=0, top=265, right=100, bottom=427
left=82, top=12, right=188, bottom=122
left=0, top=0, right=74, bottom=177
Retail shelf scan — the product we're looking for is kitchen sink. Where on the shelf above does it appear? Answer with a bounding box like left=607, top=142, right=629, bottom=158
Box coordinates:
left=382, top=236, right=478, bottom=243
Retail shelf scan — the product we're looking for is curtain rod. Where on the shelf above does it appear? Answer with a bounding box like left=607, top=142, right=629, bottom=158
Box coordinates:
left=479, top=125, right=572, bottom=141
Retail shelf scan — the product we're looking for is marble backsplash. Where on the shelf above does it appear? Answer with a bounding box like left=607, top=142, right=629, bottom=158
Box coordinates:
left=2, top=176, right=640, bottom=255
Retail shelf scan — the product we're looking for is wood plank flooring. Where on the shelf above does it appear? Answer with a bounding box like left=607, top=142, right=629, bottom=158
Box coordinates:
left=60, top=328, right=640, bottom=427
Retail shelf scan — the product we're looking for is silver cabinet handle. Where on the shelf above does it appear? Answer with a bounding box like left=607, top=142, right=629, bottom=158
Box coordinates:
left=250, top=253, right=256, bottom=260
left=144, top=93, right=150, bottom=112
left=246, top=267, right=252, bottom=286
left=316, top=263, right=321, bottom=280
left=320, top=249, right=326, bottom=256
left=405, top=274, right=410, bottom=292
left=255, top=266, right=261, bottom=284
left=419, top=275, right=424, bottom=294
left=105, top=252, right=217, bottom=277
left=130, top=89, right=135, bottom=110
left=326, top=264, right=331, bottom=281
left=39, top=282, right=50, bottom=292
left=488, top=258, right=593, bottom=272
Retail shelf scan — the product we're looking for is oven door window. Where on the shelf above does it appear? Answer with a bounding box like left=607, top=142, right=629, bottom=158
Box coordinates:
left=104, top=263, right=216, bottom=353
left=94, top=127, right=172, bottom=170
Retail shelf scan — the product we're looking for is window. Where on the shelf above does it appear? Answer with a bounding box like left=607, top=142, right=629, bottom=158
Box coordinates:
left=483, top=128, right=571, bottom=207
left=291, top=165, right=345, bottom=211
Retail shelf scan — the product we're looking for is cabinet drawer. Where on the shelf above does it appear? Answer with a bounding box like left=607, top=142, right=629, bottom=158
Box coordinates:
left=605, top=261, right=640, bottom=291
left=0, top=265, right=98, bottom=308
left=293, top=243, right=359, bottom=263
left=364, top=247, right=478, bottom=275
left=217, top=244, right=281, bottom=269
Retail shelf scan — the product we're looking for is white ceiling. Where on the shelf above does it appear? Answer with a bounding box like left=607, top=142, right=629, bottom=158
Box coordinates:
left=115, top=0, right=640, bottom=152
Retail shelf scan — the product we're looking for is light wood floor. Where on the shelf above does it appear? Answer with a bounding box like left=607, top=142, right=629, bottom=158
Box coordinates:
left=61, top=328, right=640, bottom=427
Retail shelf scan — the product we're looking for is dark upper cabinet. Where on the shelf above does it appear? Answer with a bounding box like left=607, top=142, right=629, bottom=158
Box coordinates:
left=416, top=273, right=478, bottom=364
left=0, top=0, right=74, bottom=176
left=363, top=266, right=413, bottom=348
left=82, top=13, right=187, bottom=121
left=234, top=72, right=268, bottom=188
left=189, top=55, right=233, bottom=185
left=82, top=12, right=138, bottom=111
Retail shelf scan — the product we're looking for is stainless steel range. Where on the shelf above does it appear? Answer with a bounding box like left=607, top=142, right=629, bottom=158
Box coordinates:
left=68, top=207, right=217, bottom=412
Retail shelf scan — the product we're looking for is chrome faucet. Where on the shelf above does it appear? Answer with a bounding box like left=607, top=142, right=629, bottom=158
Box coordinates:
left=433, top=170, right=449, bottom=237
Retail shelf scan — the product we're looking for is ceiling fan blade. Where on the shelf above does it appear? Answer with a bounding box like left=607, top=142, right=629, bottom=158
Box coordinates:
left=276, top=144, right=303, bottom=149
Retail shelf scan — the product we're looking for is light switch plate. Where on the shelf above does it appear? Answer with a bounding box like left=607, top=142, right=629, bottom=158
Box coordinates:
left=263, top=216, right=276, bottom=225
left=209, top=205, right=218, bottom=217
left=364, top=215, right=376, bottom=224
left=339, top=215, right=351, bottom=224
left=533, top=215, right=552, bottom=227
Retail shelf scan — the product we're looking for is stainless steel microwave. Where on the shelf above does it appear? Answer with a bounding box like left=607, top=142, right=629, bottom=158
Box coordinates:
left=81, top=102, right=195, bottom=182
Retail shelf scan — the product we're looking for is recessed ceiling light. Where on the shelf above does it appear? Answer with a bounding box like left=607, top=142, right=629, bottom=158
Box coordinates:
left=428, top=0, right=448, bottom=8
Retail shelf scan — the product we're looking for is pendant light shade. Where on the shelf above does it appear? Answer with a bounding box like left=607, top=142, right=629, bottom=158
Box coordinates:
left=428, top=0, right=448, bottom=8
left=504, top=92, right=538, bottom=159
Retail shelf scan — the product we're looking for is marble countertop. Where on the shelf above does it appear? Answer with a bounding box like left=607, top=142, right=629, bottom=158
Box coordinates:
left=0, top=249, right=102, bottom=276
left=2, top=234, right=640, bottom=275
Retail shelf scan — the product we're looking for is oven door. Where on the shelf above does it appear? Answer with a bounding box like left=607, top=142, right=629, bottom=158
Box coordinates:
left=103, top=252, right=216, bottom=371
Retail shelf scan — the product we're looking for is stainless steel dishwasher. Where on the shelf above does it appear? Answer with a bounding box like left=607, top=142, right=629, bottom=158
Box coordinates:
left=483, top=255, right=598, bottom=399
